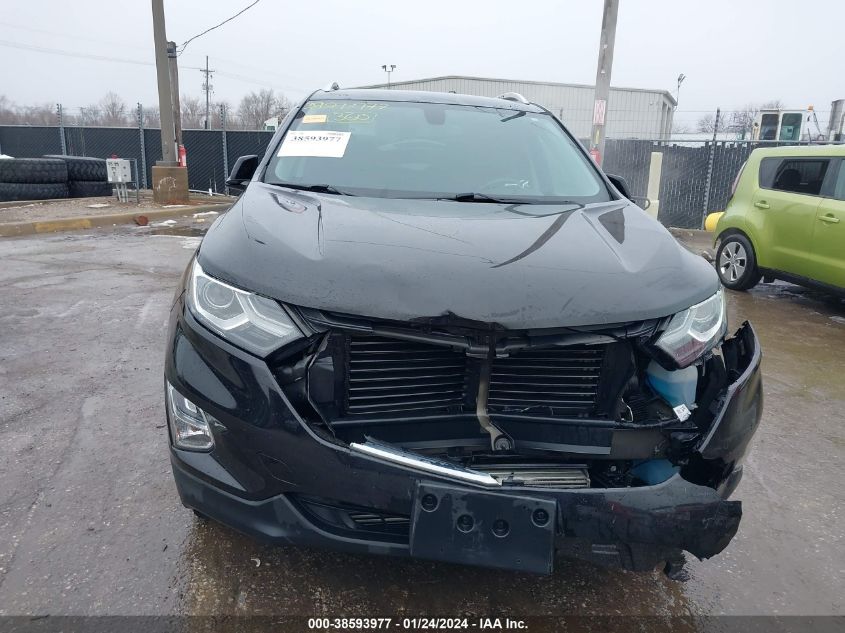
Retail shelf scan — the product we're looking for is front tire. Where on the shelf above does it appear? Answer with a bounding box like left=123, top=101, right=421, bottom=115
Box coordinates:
left=716, top=234, right=761, bottom=290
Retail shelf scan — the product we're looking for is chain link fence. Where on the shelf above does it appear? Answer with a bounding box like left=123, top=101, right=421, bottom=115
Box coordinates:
left=1, top=114, right=841, bottom=228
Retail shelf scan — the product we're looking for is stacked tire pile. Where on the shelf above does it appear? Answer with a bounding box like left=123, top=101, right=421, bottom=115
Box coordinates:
left=0, top=156, right=112, bottom=202
left=45, top=155, right=113, bottom=199
left=0, top=158, right=69, bottom=202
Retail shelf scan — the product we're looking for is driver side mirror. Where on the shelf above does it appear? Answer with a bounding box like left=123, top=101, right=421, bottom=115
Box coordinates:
left=226, top=155, right=259, bottom=192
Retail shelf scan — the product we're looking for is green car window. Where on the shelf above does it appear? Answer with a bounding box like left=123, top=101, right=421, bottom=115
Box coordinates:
left=833, top=161, right=845, bottom=201
left=760, top=157, right=830, bottom=196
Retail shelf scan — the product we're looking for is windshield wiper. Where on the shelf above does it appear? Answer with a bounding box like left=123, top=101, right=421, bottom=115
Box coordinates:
left=269, top=182, right=354, bottom=196
left=445, top=192, right=520, bottom=204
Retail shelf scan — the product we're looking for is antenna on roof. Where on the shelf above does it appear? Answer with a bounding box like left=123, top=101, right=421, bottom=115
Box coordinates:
left=498, top=92, right=529, bottom=104
left=323, top=82, right=340, bottom=91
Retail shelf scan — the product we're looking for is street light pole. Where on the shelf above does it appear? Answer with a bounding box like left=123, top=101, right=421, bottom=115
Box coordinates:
left=588, top=0, right=619, bottom=166
left=676, top=73, right=686, bottom=107
left=152, top=0, right=177, bottom=166
left=381, top=64, right=396, bottom=89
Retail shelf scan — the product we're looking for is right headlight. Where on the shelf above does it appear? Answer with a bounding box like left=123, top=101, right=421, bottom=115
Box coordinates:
left=654, top=289, right=727, bottom=368
left=186, top=259, right=303, bottom=356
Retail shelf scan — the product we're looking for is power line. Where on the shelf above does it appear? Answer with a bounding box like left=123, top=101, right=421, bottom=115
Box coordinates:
left=0, top=20, right=301, bottom=88
left=178, top=0, right=262, bottom=54
left=0, top=20, right=148, bottom=52
left=0, top=38, right=305, bottom=94
left=0, top=38, right=189, bottom=68
left=180, top=51, right=303, bottom=85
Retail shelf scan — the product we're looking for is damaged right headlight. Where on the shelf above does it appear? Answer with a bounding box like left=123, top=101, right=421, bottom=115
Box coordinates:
left=654, top=289, right=727, bottom=369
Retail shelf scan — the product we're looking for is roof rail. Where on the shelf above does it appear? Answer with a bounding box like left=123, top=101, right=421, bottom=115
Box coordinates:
left=497, top=92, right=529, bottom=104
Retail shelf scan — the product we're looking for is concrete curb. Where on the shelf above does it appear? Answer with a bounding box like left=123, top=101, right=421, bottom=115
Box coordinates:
left=0, top=202, right=231, bottom=238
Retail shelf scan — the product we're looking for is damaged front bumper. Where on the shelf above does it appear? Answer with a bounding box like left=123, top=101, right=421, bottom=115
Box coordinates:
left=165, top=296, right=762, bottom=574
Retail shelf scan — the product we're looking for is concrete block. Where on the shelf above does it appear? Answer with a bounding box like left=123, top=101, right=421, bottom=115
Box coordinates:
left=152, top=166, right=189, bottom=205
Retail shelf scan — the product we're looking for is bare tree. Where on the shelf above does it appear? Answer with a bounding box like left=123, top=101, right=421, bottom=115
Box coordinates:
left=696, top=113, right=720, bottom=133
left=0, top=98, right=57, bottom=125
left=237, top=89, right=289, bottom=130
left=671, top=121, right=691, bottom=134
left=22, top=104, right=58, bottom=126
left=727, top=104, right=760, bottom=138
left=210, top=100, right=235, bottom=129
left=99, top=92, right=127, bottom=126
left=143, top=106, right=161, bottom=128
left=180, top=95, right=204, bottom=129
left=0, top=95, right=21, bottom=124
left=79, top=104, right=103, bottom=126
left=725, top=100, right=786, bottom=138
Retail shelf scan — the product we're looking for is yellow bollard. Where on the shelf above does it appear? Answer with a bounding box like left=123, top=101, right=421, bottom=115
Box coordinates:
left=704, top=211, right=724, bottom=232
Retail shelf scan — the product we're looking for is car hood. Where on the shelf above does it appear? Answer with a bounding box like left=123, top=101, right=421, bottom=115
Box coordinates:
left=198, top=183, right=718, bottom=329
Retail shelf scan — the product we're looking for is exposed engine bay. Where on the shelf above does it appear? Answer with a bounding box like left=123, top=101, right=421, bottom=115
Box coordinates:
left=271, top=308, right=756, bottom=493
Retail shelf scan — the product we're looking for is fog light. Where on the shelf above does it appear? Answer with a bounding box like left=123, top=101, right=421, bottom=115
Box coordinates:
left=166, top=382, right=215, bottom=451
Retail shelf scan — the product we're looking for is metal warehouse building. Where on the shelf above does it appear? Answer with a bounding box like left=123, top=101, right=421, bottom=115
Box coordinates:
left=358, top=75, right=676, bottom=140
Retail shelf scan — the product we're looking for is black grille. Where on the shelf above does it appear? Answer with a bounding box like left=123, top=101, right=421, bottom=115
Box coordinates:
left=293, top=495, right=410, bottom=540
left=347, top=511, right=411, bottom=532
left=488, top=345, right=604, bottom=416
left=344, top=335, right=469, bottom=416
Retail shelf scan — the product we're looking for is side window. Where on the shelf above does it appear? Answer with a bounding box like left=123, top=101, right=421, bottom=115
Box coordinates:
left=760, top=157, right=830, bottom=196
left=759, top=114, right=779, bottom=140
left=833, top=161, right=845, bottom=202
left=779, top=113, right=803, bottom=141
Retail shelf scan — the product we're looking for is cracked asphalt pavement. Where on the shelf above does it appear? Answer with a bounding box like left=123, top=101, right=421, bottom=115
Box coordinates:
left=0, top=221, right=843, bottom=617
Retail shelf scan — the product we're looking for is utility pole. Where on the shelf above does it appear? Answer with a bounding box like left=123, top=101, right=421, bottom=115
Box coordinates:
left=588, top=0, right=619, bottom=166
left=381, top=64, right=396, bottom=89
left=152, top=0, right=176, bottom=165
left=201, top=56, right=214, bottom=129
left=151, top=0, right=188, bottom=203
left=167, top=41, right=182, bottom=147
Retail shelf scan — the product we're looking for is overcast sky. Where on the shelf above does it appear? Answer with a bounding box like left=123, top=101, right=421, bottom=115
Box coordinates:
left=1, top=0, right=842, bottom=127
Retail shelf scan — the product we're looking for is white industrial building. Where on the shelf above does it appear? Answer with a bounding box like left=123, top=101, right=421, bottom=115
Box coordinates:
left=357, top=75, right=676, bottom=140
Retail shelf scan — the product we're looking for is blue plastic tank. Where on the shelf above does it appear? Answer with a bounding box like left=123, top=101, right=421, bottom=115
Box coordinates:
left=645, top=360, right=698, bottom=409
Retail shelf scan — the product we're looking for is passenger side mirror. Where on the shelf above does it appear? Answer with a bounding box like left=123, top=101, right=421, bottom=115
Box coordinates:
left=606, top=173, right=632, bottom=199
left=226, top=155, right=259, bottom=192
left=606, top=173, right=651, bottom=210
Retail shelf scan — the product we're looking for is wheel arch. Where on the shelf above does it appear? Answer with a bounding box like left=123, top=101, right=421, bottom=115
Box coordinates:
left=716, top=227, right=756, bottom=255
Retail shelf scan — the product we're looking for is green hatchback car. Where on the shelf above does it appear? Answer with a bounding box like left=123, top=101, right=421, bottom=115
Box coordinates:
left=715, top=144, right=845, bottom=293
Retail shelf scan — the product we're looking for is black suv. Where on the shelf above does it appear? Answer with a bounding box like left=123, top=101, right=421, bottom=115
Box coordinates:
left=164, top=89, right=762, bottom=575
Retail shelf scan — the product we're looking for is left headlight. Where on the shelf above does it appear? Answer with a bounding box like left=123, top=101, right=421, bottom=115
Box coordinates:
left=187, top=259, right=303, bottom=356
left=654, top=289, right=727, bottom=368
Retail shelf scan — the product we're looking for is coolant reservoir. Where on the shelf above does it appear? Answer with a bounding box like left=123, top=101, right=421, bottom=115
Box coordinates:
left=646, top=360, right=698, bottom=409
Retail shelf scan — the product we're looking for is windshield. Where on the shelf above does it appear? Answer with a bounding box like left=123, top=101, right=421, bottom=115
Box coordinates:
left=264, top=98, right=611, bottom=203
